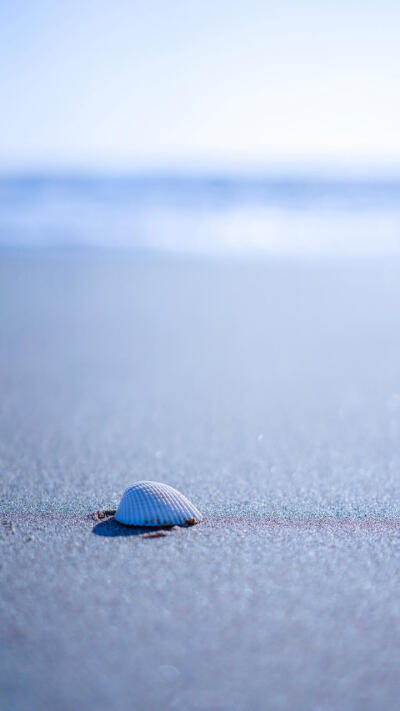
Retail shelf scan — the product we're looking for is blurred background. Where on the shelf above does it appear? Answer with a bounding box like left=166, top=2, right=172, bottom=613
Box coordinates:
left=1, top=0, right=400, bottom=256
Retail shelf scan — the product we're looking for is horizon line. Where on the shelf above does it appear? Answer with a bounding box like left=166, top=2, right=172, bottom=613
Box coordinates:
left=2, top=164, right=400, bottom=181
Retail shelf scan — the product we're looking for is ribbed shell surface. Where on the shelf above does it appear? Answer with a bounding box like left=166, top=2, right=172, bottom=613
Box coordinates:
left=115, top=481, right=203, bottom=526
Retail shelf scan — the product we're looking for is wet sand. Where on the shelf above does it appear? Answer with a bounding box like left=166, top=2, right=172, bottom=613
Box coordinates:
left=1, top=252, right=400, bottom=710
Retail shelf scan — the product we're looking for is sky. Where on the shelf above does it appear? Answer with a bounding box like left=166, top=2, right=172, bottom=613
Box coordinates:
left=0, top=0, right=400, bottom=172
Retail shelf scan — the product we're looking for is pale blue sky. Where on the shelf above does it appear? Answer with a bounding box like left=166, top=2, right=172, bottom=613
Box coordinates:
left=1, top=0, right=400, bottom=171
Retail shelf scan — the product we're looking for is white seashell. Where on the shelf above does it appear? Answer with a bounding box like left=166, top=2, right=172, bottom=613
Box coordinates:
left=115, top=481, right=203, bottom=527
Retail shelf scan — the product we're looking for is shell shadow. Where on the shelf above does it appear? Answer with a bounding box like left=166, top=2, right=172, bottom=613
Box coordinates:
left=92, top=517, right=174, bottom=537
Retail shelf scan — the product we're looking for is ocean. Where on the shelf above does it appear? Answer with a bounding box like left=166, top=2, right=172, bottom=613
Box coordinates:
left=1, top=173, right=400, bottom=257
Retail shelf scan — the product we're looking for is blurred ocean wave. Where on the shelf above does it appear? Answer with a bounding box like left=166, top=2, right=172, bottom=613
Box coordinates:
left=1, top=174, right=400, bottom=257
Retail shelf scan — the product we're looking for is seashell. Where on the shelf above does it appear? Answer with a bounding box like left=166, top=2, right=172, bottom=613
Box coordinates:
left=115, top=481, right=203, bottom=527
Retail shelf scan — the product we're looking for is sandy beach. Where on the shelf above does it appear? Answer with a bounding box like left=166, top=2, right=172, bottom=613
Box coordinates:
left=1, top=251, right=400, bottom=710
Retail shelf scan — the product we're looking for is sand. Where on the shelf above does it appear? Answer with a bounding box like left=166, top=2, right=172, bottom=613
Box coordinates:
left=1, top=252, right=400, bottom=710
